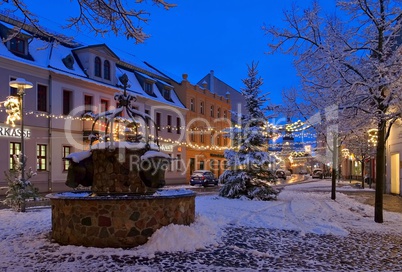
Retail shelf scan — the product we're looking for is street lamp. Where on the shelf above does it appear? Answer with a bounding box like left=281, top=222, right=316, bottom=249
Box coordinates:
left=9, top=78, right=33, bottom=181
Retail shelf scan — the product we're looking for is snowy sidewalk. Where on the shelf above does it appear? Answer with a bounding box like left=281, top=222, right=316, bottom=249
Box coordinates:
left=1, top=180, right=402, bottom=271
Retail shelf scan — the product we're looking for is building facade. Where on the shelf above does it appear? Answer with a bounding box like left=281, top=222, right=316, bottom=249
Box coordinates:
left=0, top=16, right=188, bottom=194
left=173, top=74, right=232, bottom=180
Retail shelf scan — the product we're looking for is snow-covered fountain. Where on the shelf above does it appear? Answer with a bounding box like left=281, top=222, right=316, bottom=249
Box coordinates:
left=47, top=74, right=195, bottom=248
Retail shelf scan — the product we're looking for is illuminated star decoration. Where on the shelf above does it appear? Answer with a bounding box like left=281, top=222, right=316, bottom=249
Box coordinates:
left=4, top=96, right=21, bottom=127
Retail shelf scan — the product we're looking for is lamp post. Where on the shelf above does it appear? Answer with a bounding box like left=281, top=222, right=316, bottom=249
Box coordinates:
left=9, top=78, right=33, bottom=181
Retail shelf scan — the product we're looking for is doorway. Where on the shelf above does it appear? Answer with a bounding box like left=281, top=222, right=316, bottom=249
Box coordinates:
left=390, top=153, right=400, bottom=194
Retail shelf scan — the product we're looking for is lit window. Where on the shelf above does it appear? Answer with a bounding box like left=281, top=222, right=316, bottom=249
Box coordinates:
left=37, top=144, right=47, bottom=171
left=63, top=146, right=72, bottom=171
left=217, top=108, right=221, bottom=118
left=9, top=142, right=21, bottom=170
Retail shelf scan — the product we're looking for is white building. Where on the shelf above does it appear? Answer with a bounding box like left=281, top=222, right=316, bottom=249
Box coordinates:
left=0, top=16, right=187, bottom=194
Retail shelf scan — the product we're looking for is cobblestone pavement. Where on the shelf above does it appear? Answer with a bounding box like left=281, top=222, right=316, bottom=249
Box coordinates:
left=20, top=227, right=402, bottom=271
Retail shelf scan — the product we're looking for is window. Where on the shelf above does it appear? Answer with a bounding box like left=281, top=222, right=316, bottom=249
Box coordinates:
left=224, top=110, right=227, bottom=118
left=216, top=135, right=221, bottom=146
left=156, top=112, right=161, bottom=131
left=84, top=95, right=93, bottom=113
left=217, top=108, right=221, bottom=118
left=104, top=60, right=111, bottom=80
left=9, top=142, right=21, bottom=170
left=63, top=146, right=72, bottom=171
left=210, top=105, right=214, bottom=117
left=144, top=82, right=153, bottom=95
left=200, top=102, right=204, bottom=114
left=176, top=154, right=182, bottom=171
left=37, top=144, right=47, bottom=171
left=37, top=84, right=47, bottom=112
left=9, top=77, right=17, bottom=96
left=200, top=131, right=204, bottom=143
left=190, top=129, right=195, bottom=142
left=190, top=98, right=195, bottom=112
left=224, top=136, right=228, bottom=146
left=10, top=37, right=25, bottom=54
left=167, top=115, right=172, bottom=133
left=94, top=57, right=101, bottom=77
left=63, top=90, right=72, bottom=115
left=199, top=161, right=205, bottom=170
left=176, top=117, right=181, bottom=134
left=163, top=88, right=171, bottom=100
left=100, top=99, right=109, bottom=112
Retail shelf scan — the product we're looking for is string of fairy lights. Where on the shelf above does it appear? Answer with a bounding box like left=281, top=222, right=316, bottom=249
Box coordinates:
left=0, top=101, right=316, bottom=151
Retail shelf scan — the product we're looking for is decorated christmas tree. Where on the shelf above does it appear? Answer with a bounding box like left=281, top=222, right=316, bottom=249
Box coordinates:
left=219, top=62, right=279, bottom=200
left=3, top=154, right=38, bottom=212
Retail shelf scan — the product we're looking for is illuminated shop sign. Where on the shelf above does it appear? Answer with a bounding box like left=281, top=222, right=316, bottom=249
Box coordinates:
left=0, top=126, right=31, bottom=138
left=160, top=144, right=174, bottom=152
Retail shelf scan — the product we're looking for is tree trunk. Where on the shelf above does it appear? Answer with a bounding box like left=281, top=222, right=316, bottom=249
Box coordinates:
left=361, top=160, right=365, bottom=189
left=375, top=123, right=386, bottom=223
left=331, top=134, right=337, bottom=200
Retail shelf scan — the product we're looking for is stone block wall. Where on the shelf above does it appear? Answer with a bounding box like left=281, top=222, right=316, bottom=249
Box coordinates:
left=49, top=191, right=196, bottom=248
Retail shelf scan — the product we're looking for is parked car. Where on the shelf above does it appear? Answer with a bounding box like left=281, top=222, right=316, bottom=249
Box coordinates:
left=311, top=168, right=323, bottom=179
left=299, top=170, right=308, bottom=175
left=190, top=170, right=218, bottom=187
left=275, top=169, right=291, bottom=179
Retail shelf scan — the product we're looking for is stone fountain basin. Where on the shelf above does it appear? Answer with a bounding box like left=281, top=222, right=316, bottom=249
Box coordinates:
left=47, top=189, right=196, bottom=248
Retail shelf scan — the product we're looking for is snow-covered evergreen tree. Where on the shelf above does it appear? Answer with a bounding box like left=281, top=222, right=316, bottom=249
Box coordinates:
left=219, top=62, right=279, bottom=201
left=2, top=154, right=38, bottom=212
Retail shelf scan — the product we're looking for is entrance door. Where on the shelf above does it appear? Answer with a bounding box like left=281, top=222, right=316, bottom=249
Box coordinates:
left=390, top=153, right=400, bottom=194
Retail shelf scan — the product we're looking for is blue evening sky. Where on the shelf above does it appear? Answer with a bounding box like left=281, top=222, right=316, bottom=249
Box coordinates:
left=9, top=0, right=336, bottom=105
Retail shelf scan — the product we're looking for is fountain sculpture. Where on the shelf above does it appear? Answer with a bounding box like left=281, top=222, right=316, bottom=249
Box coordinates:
left=47, top=74, right=195, bottom=248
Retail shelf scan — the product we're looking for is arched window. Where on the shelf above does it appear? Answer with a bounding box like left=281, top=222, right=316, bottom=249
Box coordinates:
left=94, top=57, right=101, bottom=77
left=104, top=60, right=110, bottom=80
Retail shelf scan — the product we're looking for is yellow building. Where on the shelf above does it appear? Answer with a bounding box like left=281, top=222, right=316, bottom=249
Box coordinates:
left=173, top=74, right=231, bottom=181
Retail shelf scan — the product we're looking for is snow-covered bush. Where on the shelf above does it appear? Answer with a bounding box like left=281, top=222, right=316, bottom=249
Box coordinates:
left=2, top=154, right=38, bottom=212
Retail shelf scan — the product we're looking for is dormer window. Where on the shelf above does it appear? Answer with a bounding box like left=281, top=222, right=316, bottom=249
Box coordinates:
left=94, top=57, right=101, bottom=77
left=144, top=81, right=153, bottom=95
left=104, top=60, right=110, bottom=80
left=10, top=37, right=25, bottom=54
left=163, top=88, right=171, bottom=100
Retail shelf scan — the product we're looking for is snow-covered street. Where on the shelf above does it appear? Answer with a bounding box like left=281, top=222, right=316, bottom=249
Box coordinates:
left=1, top=180, right=402, bottom=271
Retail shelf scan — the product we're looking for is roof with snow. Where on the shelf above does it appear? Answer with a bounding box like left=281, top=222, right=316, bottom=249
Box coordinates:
left=0, top=15, right=186, bottom=110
